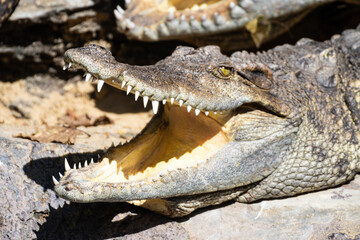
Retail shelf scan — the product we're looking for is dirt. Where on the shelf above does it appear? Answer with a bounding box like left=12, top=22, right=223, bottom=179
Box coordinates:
left=0, top=74, right=152, bottom=149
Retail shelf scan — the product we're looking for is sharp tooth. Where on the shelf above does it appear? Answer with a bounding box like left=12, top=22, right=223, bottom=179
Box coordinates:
left=135, top=91, right=140, bottom=101
left=68, top=62, right=72, bottom=68
left=170, top=98, right=174, bottom=104
left=114, top=10, right=123, bottom=19
left=59, top=172, right=63, bottom=178
left=205, top=111, right=209, bottom=116
left=114, top=6, right=124, bottom=19
left=116, top=5, right=124, bottom=14
left=52, top=176, right=59, bottom=185
left=187, top=105, right=192, bottom=112
left=64, top=158, right=71, bottom=171
left=85, top=73, right=92, bottom=82
left=179, top=100, right=183, bottom=107
left=63, top=65, right=67, bottom=70
left=152, top=101, right=159, bottom=114
left=73, top=164, right=76, bottom=170
left=125, top=19, right=135, bottom=29
left=121, top=81, right=126, bottom=88
left=84, top=160, right=88, bottom=167
left=162, top=99, right=167, bottom=104
left=97, top=80, right=105, bottom=92
left=143, top=96, right=149, bottom=107
left=90, top=158, right=94, bottom=164
left=180, top=14, right=185, bottom=21
left=78, top=162, right=82, bottom=168
left=230, top=5, right=246, bottom=19
left=195, top=109, right=200, bottom=115
left=126, top=85, right=132, bottom=95
left=167, top=11, right=175, bottom=21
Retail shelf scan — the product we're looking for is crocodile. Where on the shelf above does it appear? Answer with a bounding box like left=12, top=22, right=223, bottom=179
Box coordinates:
left=53, top=25, right=360, bottom=217
left=113, top=0, right=360, bottom=49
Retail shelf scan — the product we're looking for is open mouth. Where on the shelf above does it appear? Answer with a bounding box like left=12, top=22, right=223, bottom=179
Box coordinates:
left=113, top=0, right=250, bottom=40
left=161, top=0, right=224, bottom=11
left=73, top=102, right=230, bottom=183
left=54, top=45, right=293, bottom=217
left=55, top=56, right=237, bottom=197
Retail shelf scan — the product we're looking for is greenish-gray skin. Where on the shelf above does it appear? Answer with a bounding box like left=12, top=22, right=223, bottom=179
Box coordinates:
left=114, top=0, right=359, bottom=50
left=55, top=25, right=360, bottom=217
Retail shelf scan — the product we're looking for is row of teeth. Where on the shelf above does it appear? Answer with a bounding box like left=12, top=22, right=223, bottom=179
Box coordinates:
left=63, top=62, right=218, bottom=116
left=114, top=0, right=254, bottom=40
left=52, top=158, right=97, bottom=185
left=52, top=156, right=208, bottom=186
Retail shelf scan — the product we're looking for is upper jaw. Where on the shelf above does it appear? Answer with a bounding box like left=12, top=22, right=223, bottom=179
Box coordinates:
left=64, top=45, right=238, bottom=115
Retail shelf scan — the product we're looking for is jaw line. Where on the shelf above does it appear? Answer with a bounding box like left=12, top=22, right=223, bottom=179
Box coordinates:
left=55, top=102, right=234, bottom=201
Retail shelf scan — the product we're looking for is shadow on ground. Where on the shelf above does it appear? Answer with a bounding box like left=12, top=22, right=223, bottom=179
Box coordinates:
left=23, top=152, right=182, bottom=239
left=23, top=150, right=235, bottom=239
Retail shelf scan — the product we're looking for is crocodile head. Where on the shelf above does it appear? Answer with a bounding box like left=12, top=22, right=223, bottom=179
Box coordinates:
left=56, top=37, right=360, bottom=216
left=113, top=0, right=333, bottom=48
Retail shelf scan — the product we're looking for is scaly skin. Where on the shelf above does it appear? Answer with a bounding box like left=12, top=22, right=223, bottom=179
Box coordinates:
left=113, top=0, right=355, bottom=49
left=55, top=26, right=360, bottom=217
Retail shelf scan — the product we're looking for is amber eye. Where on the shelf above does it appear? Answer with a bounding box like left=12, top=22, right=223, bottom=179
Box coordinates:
left=218, top=66, right=233, bottom=77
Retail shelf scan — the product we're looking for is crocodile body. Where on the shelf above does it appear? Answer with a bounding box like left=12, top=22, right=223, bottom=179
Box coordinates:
left=114, top=0, right=359, bottom=49
left=54, top=25, right=360, bottom=217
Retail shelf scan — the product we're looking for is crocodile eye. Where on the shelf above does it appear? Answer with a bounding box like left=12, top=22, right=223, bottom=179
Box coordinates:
left=218, top=66, right=233, bottom=77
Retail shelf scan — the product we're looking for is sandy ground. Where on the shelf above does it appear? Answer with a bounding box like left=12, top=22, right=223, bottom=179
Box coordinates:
left=0, top=74, right=152, bottom=149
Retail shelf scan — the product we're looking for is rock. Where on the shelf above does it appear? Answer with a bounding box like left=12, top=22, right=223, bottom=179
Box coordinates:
left=0, top=0, right=359, bottom=239
left=0, top=131, right=359, bottom=239
left=182, top=177, right=360, bottom=240
left=9, top=0, right=98, bottom=21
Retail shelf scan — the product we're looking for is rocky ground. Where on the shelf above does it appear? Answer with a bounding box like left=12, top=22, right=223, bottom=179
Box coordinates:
left=0, top=0, right=360, bottom=239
